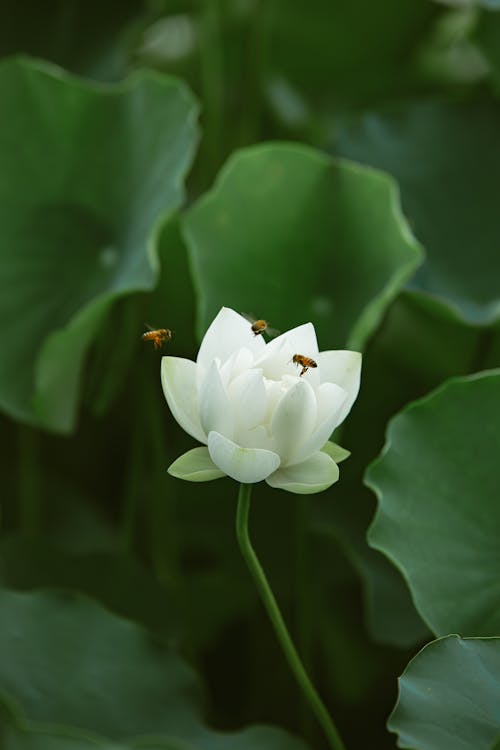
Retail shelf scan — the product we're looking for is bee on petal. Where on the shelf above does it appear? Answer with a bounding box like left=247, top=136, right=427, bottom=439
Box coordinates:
left=242, top=313, right=280, bottom=338
left=292, top=354, right=317, bottom=377
left=141, top=325, right=173, bottom=350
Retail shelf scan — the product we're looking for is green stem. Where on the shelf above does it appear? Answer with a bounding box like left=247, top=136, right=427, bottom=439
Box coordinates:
left=239, top=0, right=273, bottom=145
left=17, top=425, right=42, bottom=535
left=199, top=0, right=225, bottom=183
left=470, top=326, right=496, bottom=374
left=236, top=483, right=346, bottom=750
left=294, top=496, right=316, bottom=743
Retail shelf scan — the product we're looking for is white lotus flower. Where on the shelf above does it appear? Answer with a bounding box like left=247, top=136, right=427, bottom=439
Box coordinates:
left=161, top=307, right=361, bottom=494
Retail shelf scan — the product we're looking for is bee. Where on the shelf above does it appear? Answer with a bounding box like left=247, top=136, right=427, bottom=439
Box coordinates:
left=141, top=325, right=173, bottom=350
left=292, top=354, right=317, bottom=377
left=242, top=313, right=279, bottom=338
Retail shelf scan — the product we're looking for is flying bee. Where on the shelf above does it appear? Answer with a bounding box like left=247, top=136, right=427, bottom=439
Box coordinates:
left=242, top=313, right=280, bottom=338
left=292, top=354, right=317, bottom=377
left=141, top=325, right=173, bottom=350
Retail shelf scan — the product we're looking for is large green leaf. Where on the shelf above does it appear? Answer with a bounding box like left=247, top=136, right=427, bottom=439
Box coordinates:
left=389, top=635, right=500, bottom=750
left=0, top=589, right=309, bottom=750
left=335, top=99, right=500, bottom=323
left=183, top=142, right=422, bottom=350
left=0, top=58, right=198, bottom=432
left=367, top=370, right=500, bottom=636
left=0, top=705, right=307, bottom=750
left=0, top=705, right=130, bottom=750
left=312, top=288, right=499, bottom=648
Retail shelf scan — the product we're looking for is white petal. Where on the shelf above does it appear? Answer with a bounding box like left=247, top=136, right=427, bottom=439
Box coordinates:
left=199, top=360, right=234, bottom=438
left=265, top=322, right=319, bottom=359
left=263, top=379, right=286, bottom=420
left=321, top=441, right=351, bottom=464
left=197, top=307, right=265, bottom=370
left=161, top=357, right=206, bottom=444
left=219, top=347, right=254, bottom=387
left=270, top=379, right=317, bottom=465
left=254, top=337, right=293, bottom=380
left=236, top=424, right=277, bottom=452
left=228, top=368, right=267, bottom=431
left=289, top=382, right=346, bottom=465
left=316, top=350, right=361, bottom=425
left=168, top=447, right=225, bottom=481
left=266, top=452, right=339, bottom=494
left=208, top=431, right=280, bottom=483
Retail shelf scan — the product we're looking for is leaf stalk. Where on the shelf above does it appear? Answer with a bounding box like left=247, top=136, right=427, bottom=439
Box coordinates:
left=236, top=482, right=347, bottom=750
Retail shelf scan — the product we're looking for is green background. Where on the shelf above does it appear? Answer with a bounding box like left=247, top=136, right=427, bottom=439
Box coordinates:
left=2, top=1, right=500, bottom=748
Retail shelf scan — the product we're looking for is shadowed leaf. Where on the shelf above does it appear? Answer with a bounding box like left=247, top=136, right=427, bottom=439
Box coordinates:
left=367, top=370, right=500, bottom=636
left=389, top=635, right=500, bottom=750
left=0, top=58, right=198, bottom=432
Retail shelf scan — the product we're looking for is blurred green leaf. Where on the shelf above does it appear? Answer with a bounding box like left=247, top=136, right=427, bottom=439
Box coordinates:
left=0, top=0, right=149, bottom=81
left=1, top=711, right=130, bottom=750
left=0, top=535, right=178, bottom=637
left=0, top=58, right=198, bottom=433
left=389, top=635, right=500, bottom=750
left=414, top=6, right=489, bottom=85
left=0, top=589, right=310, bottom=750
left=84, top=215, right=198, bottom=418
left=183, top=142, right=422, bottom=350
left=314, top=506, right=429, bottom=649
left=0, top=720, right=304, bottom=750
left=313, top=289, right=495, bottom=648
left=335, top=99, right=500, bottom=323
left=474, top=9, right=500, bottom=85
left=310, top=531, right=405, bottom=706
left=433, top=0, right=500, bottom=8
left=367, top=370, right=500, bottom=636
left=0, top=589, right=200, bottom=740
left=82, top=295, right=144, bottom=418
left=267, top=0, right=440, bottom=109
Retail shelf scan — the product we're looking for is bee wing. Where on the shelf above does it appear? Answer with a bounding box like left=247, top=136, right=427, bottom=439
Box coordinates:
left=264, top=325, right=280, bottom=339
left=241, top=312, right=257, bottom=323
